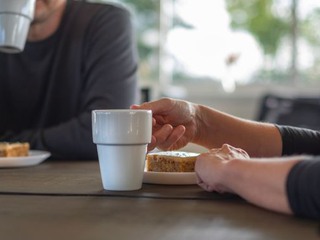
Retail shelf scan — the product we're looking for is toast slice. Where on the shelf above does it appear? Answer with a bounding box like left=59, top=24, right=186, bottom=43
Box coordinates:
left=146, top=151, right=199, bottom=172
left=0, top=142, right=30, bottom=157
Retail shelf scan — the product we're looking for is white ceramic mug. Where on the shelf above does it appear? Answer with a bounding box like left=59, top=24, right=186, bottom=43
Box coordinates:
left=92, top=109, right=152, bottom=191
left=0, top=0, right=35, bottom=53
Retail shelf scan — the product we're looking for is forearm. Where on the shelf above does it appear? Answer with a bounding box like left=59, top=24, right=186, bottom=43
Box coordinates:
left=194, top=104, right=282, bottom=157
left=222, top=156, right=308, bottom=214
left=1, top=113, right=96, bottom=160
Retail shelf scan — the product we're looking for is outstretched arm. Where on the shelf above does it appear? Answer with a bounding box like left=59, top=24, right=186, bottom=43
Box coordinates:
left=195, top=146, right=311, bottom=215
left=194, top=104, right=283, bottom=157
left=133, top=98, right=282, bottom=157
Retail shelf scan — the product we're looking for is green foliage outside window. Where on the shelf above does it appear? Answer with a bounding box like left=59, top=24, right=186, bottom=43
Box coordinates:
left=226, top=0, right=320, bottom=85
left=91, top=0, right=320, bottom=86
left=226, top=0, right=289, bottom=57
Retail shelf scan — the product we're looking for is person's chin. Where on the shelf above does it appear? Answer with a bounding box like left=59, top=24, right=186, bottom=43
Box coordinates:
left=32, top=7, right=49, bottom=24
left=31, top=14, right=47, bottom=25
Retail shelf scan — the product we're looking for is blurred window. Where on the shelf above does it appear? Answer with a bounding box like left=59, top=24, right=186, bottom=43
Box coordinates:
left=88, top=0, right=320, bottom=95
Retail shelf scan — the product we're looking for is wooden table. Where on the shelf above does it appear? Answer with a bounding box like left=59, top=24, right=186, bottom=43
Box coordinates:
left=0, top=161, right=318, bottom=240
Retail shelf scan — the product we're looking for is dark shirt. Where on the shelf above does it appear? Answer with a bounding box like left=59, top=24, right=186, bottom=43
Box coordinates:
left=277, top=126, right=320, bottom=219
left=0, top=1, right=138, bottom=159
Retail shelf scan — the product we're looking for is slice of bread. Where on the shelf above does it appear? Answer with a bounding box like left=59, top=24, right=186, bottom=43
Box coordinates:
left=0, top=142, right=30, bottom=157
left=146, top=151, right=199, bottom=172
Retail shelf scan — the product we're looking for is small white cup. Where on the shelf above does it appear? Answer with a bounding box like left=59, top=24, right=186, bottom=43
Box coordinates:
left=92, top=109, right=152, bottom=191
left=0, top=0, right=35, bottom=53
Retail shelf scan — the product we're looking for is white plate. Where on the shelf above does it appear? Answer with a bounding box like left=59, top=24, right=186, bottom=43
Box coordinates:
left=143, top=170, right=197, bottom=185
left=0, top=150, right=51, bottom=168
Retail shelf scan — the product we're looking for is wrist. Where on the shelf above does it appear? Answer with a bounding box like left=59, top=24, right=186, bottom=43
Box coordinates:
left=193, top=104, right=212, bottom=147
left=220, top=158, right=245, bottom=193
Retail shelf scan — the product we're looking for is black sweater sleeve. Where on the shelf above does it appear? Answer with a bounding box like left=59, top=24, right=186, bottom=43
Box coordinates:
left=277, top=125, right=320, bottom=155
left=286, top=158, right=320, bottom=220
left=277, top=125, right=320, bottom=219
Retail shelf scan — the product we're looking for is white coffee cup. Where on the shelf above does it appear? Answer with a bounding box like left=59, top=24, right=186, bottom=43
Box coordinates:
left=0, top=0, right=36, bottom=53
left=92, top=109, right=152, bottom=191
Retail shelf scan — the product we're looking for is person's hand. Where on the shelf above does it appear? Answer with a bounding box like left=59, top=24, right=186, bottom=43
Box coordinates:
left=131, top=98, right=198, bottom=151
left=195, top=144, right=250, bottom=193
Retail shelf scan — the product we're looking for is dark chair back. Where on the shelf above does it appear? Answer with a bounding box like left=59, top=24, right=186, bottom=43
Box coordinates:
left=257, top=94, right=320, bottom=130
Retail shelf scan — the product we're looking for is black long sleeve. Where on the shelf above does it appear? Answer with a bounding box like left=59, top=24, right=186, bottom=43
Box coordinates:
left=277, top=125, right=320, bottom=155
left=286, top=158, right=320, bottom=219
left=277, top=125, right=320, bottom=219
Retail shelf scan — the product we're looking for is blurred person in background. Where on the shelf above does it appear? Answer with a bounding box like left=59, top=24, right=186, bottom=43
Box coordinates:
left=0, top=0, right=138, bottom=159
